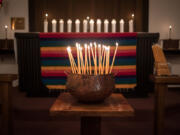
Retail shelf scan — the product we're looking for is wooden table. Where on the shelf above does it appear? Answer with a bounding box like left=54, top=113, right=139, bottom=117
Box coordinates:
left=0, top=74, right=17, bottom=135
left=151, top=75, right=180, bottom=135
left=50, top=93, right=134, bottom=135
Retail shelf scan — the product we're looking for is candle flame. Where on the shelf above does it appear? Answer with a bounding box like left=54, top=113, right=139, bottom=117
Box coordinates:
left=132, top=14, right=134, bottom=18
left=75, top=19, right=80, bottom=24
left=67, top=19, right=72, bottom=23
left=52, top=19, right=57, bottom=23
left=97, top=19, right=101, bottom=24
left=45, top=13, right=48, bottom=17
left=5, top=25, right=8, bottom=29
left=169, top=25, right=172, bottom=29
left=104, top=19, right=109, bottom=24
left=120, top=19, right=124, bottom=23
left=67, top=46, right=71, bottom=52
left=111, top=19, right=116, bottom=24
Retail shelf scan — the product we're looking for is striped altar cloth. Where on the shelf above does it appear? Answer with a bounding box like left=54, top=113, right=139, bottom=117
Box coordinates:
left=40, top=33, right=137, bottom=90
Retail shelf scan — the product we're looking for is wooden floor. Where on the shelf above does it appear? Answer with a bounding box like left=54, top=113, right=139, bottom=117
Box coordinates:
left=0, top=87, right=180, bottom=135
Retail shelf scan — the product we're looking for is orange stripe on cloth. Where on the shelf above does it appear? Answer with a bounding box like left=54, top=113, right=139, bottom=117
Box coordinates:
left=46, top=85, right=66, bottom=89
left=115, top=84, right=136, bottom=88
left=40, top=46, right=136, bottom=51
left=46, top=84, right=136, bottom=90
left=41, top=65, right=136, bottom=71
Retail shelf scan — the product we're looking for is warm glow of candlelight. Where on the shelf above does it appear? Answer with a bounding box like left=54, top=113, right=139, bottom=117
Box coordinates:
left=45, top=13, right=48, bottom=17
left=169, top=25, right=172, bottom=29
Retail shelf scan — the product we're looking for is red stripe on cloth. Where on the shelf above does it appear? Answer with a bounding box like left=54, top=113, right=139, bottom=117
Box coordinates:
left=42, top=71, right=67, bottom=77
left=41, top=50, right=136, bottom=58
left=41, top=68, right=136, bottom=77
left=39, top=33, right=137, bottom=38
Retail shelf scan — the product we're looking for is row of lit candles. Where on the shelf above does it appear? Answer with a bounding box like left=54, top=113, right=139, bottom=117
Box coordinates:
left=67, top=43, right=118, bottom=75
left=44, top=14, right=134, bottom=33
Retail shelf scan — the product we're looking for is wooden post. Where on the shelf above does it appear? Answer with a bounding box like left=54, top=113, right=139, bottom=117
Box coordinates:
left=154, top=83, right=167, bottom=135
left=81, top=117, right=101, bottom=135
left=0, top=74, right=17, bottom=135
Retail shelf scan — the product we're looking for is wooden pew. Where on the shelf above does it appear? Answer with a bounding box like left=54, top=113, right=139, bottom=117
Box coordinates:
left=0, top=74, right=17, bottom=135
left=152, top=44, right=180, bottom=135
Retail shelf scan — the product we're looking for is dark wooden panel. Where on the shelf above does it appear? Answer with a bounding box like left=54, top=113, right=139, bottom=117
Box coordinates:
left=29, top=0, right=149, bottom=32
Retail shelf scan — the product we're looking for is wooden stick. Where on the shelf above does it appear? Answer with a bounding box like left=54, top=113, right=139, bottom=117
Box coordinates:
left=110, top=43, right=118, bottom=73
left=107, top=46, right=110, bottom=74
left=84, top=44, right=88, bottom=74
left=70, top=52, right=78, bottom=73
left=67, top=47, right=74, bottom=73
left=76, top=43, right=81, bottom=74
left=98, top=44, right=101, bottom=74
left=94, top=42, right=97, bottom=75
left=79, top=46, right=84, bottom=74
left=88, top=45, right=92, bottom=75
left=90, top=43, right=95, bottom=74
left=105, top=47, right=108, bottom=74
left=102, top=45, right=106, bottom=75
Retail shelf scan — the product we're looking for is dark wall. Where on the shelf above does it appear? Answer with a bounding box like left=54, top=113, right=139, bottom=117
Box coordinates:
left=29, top=0, right=149, bottom=32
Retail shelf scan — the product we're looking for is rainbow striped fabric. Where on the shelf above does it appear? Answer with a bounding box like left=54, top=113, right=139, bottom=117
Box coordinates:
left=40, top=33, right=137, bottom=90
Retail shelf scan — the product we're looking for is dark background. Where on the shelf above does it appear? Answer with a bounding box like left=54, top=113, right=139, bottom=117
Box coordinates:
left=29, top=0, right=149, bottom=32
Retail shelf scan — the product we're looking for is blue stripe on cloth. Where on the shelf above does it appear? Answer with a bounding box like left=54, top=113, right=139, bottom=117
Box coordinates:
left=42, top=76, right=136, bottom=85
left=40, top=39, right=137, bottom=47
left=41, top=57, right=136, bottom=66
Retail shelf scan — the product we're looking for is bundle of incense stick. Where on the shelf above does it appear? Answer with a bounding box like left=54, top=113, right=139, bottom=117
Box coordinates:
left=67, top=42, right=118, bottom=75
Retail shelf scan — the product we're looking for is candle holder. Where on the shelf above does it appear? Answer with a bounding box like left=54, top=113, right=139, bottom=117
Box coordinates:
left=66, top=73, right=115, bottom=103
left=66, top=43, right=118, bottom=103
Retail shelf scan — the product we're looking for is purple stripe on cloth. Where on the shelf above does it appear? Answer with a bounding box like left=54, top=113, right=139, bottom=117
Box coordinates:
left=39, top=33, right=137, bottom=38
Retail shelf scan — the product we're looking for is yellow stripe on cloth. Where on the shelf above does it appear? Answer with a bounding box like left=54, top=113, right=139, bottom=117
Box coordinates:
left=41, top=65, right=136, bottom=71
left=41, top=46, right=136, bottom=51
left=115, top=84, right=136, bottom=88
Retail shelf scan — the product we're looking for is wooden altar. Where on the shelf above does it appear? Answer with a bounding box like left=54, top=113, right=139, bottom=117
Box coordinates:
left=15, top=32, right=159, bottom=97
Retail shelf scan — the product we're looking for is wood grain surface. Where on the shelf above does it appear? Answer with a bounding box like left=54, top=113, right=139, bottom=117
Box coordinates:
left=50, top=93, right=134, bottom=117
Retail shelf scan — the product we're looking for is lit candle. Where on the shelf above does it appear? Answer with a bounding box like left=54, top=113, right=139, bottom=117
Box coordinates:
left=59, top=19, right=64, bottom=32
left=90, top=43, right=95, bottom=74
left=97, top=19, right=101, bottom=33
left=111, top=19, right=116, bottom=33
left=79, top=47, right=85, bottom=74
left=67, top=19, right=72, bottom=32
left=104, top=19, right=109, bottom=33
left=89, top=19, right=94, bottom=32
left=94, top=42, right=97, bottom=75
left=75, top=19, right=80, bottom=32
left=76, top=43, right=81, bottom=74
left=169, top=25, right=172, bottom=39
left=110, top=43, right=118, bottom=73
left=4, top=25, right=8, bottom=39
left=102, top=45, right=106, bottom=74
left=132, top=14, right=134, bottom=20
left=52, top=19, right=57, bottom=32
left=83, top=19, right=88, bottom=32
left=67, top=47, right=74, bottom=73
left=129, top=19, right=133, bottom=32
left=84, top=44, right=88, bottom=74
left=120, top=19, right=124, bottom=32
left=98, top=44, right=102, bottom=74
left=88, top=45, right=92, bottom=74
left=44, top=13, right=48, bottom=33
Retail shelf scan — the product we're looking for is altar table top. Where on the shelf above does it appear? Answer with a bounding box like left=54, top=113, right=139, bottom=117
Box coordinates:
left=50, top=93, right=134, bottom=117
